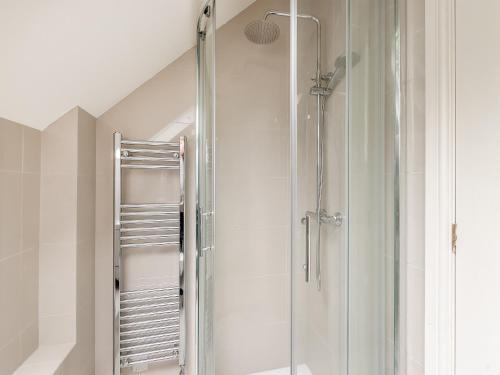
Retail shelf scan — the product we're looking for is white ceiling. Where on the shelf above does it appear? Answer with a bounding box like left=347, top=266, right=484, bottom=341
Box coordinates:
left=0, top=0, right=256, bottom=130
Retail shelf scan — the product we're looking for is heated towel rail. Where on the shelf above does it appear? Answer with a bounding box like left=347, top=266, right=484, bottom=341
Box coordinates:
left=113, top=133, right=186, bottom=374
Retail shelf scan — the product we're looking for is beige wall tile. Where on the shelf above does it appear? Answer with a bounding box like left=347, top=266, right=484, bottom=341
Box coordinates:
left=0, top=255, right=23, bottom=344
left=215, top=319, right=289, bottom=375
left=61, top=344, right=92, bottom=375
left=76, top=242, right=93, bottom=312
left=407, top=0, right=425, bottom=34
left=35, top=105, right=96, bottom=372
left=77, top=108, right=96, bottom=178
left=20, top=249, right=38, bottom=331
left=39, top=243, right=76, bottom=318
left=0, top=119, right=41, bottom=371
left=0, top=337, right=23, bottom=375
left=77, top=175, right=96, bottom=243
left=39, top=314, right=75, bottom=345
left=406, top=79, right=425, bottom=173
left=22, top=173, right=40, bottom=251
left=217, top=225, right=288, bottom=279
left=41, top=108, right=78, bottom=176
left=97, top=50, right=197, bottom=141
left=39, top=174, right=77, bottom=244
left=20, top=322, right=38, bottom=360
left=38, top=110, right=78, bottom=352
left=0, top=118, right=23, bottom=172
left=406, top=173, right=424, bottom=268
left=22, top=127, right=41, bottom=174
left=76, top=109, right=96, bottom=373
left=0, top=171, right=22, bottom=259
left=407, top=29, right=425, bottom=83
left=405, top=0, right=426, bottom=371
left=407, top=266, right=424, bottom=365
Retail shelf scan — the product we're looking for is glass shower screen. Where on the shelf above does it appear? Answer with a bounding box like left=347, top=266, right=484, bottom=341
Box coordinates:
left=291, top=0, right=400, bottom=374
left=195, top=0, right=401, bottom=373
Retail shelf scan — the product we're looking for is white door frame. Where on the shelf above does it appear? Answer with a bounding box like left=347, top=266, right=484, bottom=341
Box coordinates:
left=424, top=0, right=456, bottom=374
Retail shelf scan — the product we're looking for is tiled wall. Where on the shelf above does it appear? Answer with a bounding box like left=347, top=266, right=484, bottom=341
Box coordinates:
left=61, top=108, right=96, bottom=374
left=39, top=107, right=96, bottom=374
left=0, top=118, right=41, bottom=374
left=404, top=0, right=425, bottom=374
left=39, top=109, right=79, bottom=345
left=215, top=1, right=291, bottom=374
left=0, top=108, right=96, bottom=374
left=95, top=45, right=197, bottom=375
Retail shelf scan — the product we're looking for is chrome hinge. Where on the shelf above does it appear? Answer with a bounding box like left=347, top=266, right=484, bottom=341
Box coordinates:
left=452, top=223, right=457, bottom=254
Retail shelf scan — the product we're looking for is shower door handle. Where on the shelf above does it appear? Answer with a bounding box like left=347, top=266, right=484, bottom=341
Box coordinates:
left=301, top=214, right=311, bottom=283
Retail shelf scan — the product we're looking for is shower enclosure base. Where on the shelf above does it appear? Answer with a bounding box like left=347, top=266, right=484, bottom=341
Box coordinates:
left=250, top=364, right=312, bottom=375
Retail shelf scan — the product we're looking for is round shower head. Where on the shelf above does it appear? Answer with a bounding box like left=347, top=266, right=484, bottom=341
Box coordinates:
left=244, top=19, right=280, bottom=44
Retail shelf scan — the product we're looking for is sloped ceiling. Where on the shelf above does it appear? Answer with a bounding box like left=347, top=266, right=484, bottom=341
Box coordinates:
left=0, top=0, right=256, bottom=130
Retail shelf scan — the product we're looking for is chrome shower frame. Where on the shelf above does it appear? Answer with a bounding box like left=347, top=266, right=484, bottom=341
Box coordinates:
left=196, top=1, right=216, bottom=375
left=264, top=11, right=322, bottom=85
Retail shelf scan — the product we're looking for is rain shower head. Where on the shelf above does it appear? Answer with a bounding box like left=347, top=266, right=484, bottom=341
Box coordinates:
left=244, top=19, right=280, bottom=44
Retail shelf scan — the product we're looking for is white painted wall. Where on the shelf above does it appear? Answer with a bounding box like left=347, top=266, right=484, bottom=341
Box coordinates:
left=456, top=0, right=500, bottom=373
left=0, top=0, right=256, bottom=130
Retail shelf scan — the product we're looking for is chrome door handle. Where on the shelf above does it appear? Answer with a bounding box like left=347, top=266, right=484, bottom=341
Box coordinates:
left=301, top=214, right=311, bottom=283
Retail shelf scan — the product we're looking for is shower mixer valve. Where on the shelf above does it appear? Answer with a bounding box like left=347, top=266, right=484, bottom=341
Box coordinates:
left=319, top=209, right=343, bottom=226
left=302, top=209, right=343, bottom=226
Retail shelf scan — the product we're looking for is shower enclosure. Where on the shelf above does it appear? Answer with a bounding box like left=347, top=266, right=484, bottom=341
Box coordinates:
left=197, top=0, right=401, bottom=373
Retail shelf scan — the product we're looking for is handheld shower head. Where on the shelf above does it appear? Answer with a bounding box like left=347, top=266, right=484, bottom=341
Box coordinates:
left=244, top=19, right=280, bottom=44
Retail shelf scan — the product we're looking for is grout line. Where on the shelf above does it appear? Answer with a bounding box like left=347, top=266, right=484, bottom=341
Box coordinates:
left=38, top=241, right=78, bottom=247
left=39, top=312, right=74, bottom=319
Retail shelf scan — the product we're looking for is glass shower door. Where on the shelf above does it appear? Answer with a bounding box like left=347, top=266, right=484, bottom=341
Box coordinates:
left=291, top=0, right=400, bottom=374
left=346, top=0, right=400, bottom=374
left=194, top=0, right=400, bottom=373
left=292, top=0, right=348, bottom=373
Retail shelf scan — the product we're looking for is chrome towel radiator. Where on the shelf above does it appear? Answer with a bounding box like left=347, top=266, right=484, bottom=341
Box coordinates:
left=113, top=133, right=186, bottom=374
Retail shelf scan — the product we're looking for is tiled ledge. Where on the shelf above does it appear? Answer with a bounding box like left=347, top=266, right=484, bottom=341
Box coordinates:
left=13, top=343, right=74, bottom=375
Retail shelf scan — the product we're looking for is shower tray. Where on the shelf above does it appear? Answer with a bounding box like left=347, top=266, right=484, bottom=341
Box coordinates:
left=250, top=364, right=313, bottom=375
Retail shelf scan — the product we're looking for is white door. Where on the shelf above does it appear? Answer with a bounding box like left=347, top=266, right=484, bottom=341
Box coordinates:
left=456, top=0, right=500, bottom=374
